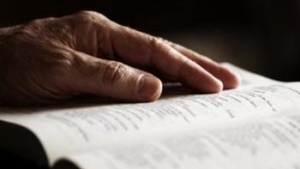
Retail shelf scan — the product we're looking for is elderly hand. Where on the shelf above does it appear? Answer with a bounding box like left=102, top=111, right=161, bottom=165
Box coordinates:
left=0, top=11, right=240, bottom=106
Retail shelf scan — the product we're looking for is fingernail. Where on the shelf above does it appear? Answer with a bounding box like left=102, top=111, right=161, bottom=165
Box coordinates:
left=214, top=78, right=224, bottom=92
left=138, top=75, right=161, bottom=101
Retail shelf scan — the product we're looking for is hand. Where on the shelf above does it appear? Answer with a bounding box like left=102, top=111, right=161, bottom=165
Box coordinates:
left=0, top=11, right=240, bottom=106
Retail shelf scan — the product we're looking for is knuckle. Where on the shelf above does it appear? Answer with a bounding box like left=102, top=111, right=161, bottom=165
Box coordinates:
left=149, top=36, right=159, bottom=47
left=156, top=36, right=165, bottom=42
left=154, top=37, right=174, bottom=57
left=154, top=36, right=172, bottom=47
left=149, top=36, right=165, bottom=50
left=147, top=36, right=160, bottom=53
left=75, top=10, right=107, bottom=22
left=102, top=61, right=127, bottom=86
left=77, top=10, right=98, bottom=17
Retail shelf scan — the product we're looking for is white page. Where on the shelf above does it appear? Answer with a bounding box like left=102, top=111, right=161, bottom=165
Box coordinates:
left=0, top=64, right=298, bottom=166
left=222, top=63, right=277, bottom=86
left=1, top=83, right=300, bottom=166
left=55, top=110, right=300, bottom=169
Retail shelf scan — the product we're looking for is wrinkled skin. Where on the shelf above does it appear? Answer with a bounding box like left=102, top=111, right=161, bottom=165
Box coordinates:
left=0, top=11, right=240, bottom=106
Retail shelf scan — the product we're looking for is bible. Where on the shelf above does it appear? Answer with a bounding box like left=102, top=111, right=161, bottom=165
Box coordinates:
left=0, top=63, right=300, bottom=169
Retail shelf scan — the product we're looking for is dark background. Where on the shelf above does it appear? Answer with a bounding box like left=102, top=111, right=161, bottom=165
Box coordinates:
left=0, top=0, right=299, bottom=167
left=1, top=0, right=300, bottom=81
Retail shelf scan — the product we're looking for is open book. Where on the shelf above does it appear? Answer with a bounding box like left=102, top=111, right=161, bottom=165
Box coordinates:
left=1, top=63, right=300, bottom=169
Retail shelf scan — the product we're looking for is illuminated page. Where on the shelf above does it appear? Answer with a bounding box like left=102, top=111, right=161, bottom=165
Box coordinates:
left=55, top=110, right=300, bottom=169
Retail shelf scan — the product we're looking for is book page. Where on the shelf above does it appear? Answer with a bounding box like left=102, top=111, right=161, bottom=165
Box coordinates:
left=0, top=64, right=298, bottom=166
left=55, top=109, right=300, bottom=169
left=222, top=63, right=277, bottom=86
left=1, top=84, right=300, bottom=166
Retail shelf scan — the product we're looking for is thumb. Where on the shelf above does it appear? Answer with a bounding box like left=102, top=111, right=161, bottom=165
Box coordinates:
left=68, top=52, right=162, bottom=102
